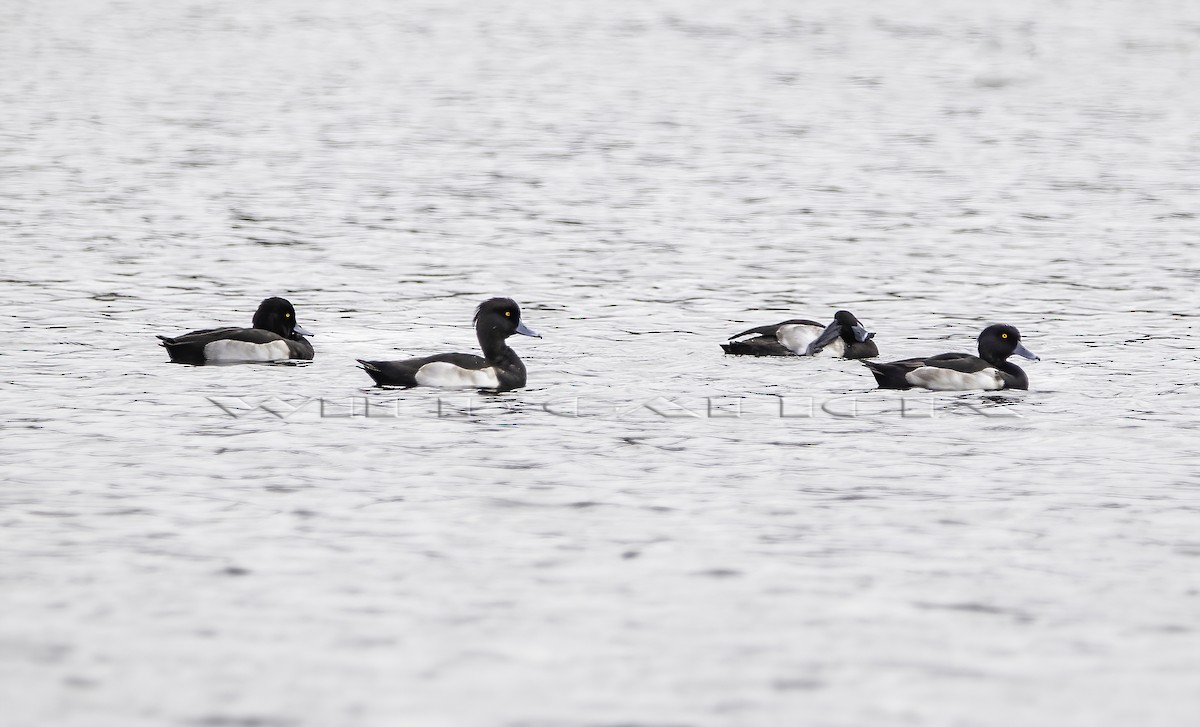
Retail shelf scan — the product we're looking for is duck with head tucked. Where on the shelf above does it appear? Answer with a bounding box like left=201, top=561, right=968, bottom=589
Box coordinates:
left=863, top=324, right=1039, bottom=391
left=358, top=297, right=540, bottom=392
left=721, top=310, right=878, bottom=359
left=157, top=296, right=314, bottom=365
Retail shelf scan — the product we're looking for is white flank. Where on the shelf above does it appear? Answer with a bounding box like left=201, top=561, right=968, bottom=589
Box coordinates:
left=905, top=367, right=1005, bottom=391
left=204, top=339, right=292, bottom=363
left=414, top=362, right=501, bottom=388
left=776, top=324, right=844, bottom=356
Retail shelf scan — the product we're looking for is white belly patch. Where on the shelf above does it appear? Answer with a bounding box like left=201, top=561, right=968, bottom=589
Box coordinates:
left=414, top=362, right=501, bottom=388
left=776, top=325, right=844, bottom=356
left=905, top=367, right=1005, bottom=391
left=204, top=339, right=292, bottom=363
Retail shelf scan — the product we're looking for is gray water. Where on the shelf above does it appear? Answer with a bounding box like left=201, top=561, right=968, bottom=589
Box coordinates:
left=3, top=1, right=1200, bottom=725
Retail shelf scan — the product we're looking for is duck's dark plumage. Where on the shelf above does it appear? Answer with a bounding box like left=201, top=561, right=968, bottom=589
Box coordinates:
left=359, top=352, right=499, bottom=388
left=722, top=319, right=822, bottom=356
left=863, top=324, right=1039, bottom=391
left=721, top=310, right=877, bottom=359
left=157, top=297, right=314, bottom=365
left=358, top=297, right=540, bottom=392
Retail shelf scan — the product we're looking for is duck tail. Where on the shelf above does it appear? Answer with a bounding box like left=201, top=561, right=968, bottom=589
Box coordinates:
left=861, top=361, right=909, bottom=390
left=356, top=359, right=391, bottom=387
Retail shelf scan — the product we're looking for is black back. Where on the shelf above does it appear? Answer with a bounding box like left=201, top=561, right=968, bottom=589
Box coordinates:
left=723, top=311, right=877, bottom=359
left=157, top=297, right=313, bottom=364
left=358, top=353, right=492, bottom=387
left=723, top=318, right=823, bottom=357
left=358, top=297, right=537, bottom=391
left=863, top=324, right=1033, bottom=390
left=727, top=319, right=824, bottom=341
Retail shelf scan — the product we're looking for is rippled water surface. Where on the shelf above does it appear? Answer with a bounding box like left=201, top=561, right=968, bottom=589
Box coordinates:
left=3, top=1, right=1200, bottom=725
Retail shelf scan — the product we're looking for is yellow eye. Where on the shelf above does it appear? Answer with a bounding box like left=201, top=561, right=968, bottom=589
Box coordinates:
left=285, top=313, right=291, bottom=318
left=1001, top=333, right=1008, bottom=339
left=505, top=311, right=511, bottom=317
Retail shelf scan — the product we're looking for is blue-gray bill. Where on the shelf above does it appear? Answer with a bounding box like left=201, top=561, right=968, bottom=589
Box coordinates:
left=851, top=324, right=873, bottom=343
left=515, top=321, right=541, bottom=338
left=1014, top=342, right=1038, bottom=360
left=293, top=323, right=314, bottom=337
left=804, top=320, right=843, bottom=356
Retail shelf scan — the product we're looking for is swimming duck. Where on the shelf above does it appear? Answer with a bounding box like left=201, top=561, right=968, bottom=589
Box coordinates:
left=358, top=297, right=540, bottom=391
left=721, top=310, right=877, bottom=359
left=863, top=324, right=1039, bottom=391
left=157, top=296, right=314, bottom=365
